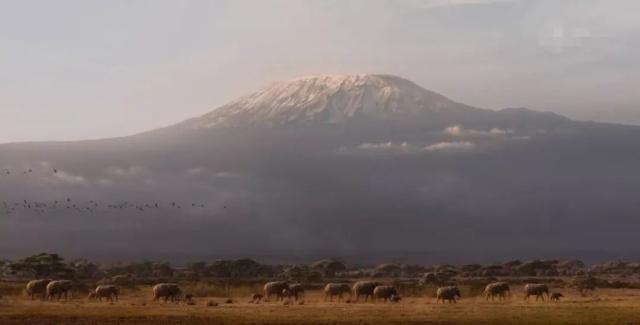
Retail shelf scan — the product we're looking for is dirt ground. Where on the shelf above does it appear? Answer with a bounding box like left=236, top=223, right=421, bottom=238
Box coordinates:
left=1, top=287, right=640, bottom=324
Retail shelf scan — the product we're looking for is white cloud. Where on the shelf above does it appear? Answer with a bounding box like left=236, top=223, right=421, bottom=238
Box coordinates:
left=52, top=171, right=88, bottom=185
left=186, top=167, right=207, bottom=175
left=34, top=161, right=88, bottom=185
left=489, top=128, right=509, bottom=135
left=445, top=125, right=512, bottom=137
left=186, top=167, right=239, bottom=179
left=107, top=166, right=144, bottom=177
left=425, top=141, right=476, bottom=152
left=358, top=142, right=411, bottom=150
left=444, top=125, right=464, bottom=136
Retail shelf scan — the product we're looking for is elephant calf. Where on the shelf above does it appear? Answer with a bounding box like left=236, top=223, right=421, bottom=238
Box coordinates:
left=550, top=292, right=563, bottom=302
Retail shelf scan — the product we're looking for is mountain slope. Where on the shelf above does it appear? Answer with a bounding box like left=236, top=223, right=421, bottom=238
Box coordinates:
left=166, top=74, right=572, bottom=138
left=179, top=74, right=484, bottom=128
left=0, top=74, right=639, bottom=263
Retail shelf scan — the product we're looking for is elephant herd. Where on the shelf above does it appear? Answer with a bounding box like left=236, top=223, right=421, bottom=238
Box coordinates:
left=262, top=281, right=401, bottom=303
left=321, top=281, right=557, bottom=304
left=483, top=282, right=561, bottom=302
left=24, top=279, right=178, bottom=303
left=22, top=279, right=561, bottom=304
left=320, top=281, right=558, bottom=304
left=26, top=279, right=73, bottom=301
left=263, top=281, right=305, bottom=302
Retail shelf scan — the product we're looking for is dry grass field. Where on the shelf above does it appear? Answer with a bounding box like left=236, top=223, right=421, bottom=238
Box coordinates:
left=2, top=286, right=640, bottom=324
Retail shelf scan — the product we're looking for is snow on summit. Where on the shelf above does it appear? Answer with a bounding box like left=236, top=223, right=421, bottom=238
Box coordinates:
left=185, top=74, right=473, bottom=128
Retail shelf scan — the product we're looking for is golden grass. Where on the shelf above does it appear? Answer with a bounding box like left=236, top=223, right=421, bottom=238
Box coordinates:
left=2, top=286, right=640, bottom=324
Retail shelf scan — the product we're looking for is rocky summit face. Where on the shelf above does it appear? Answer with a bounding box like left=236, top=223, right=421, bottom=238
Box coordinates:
left=1, top=74, right=640, bottom=263
left=171, top=74, right=569, bottom=137
left=180, top=74, right=476, bottom=128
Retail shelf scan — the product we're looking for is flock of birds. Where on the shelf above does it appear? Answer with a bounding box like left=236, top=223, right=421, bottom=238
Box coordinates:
left=0, top=166, right=226, bottom=216
left=1, top=199, right=211, bottom=216
left=2, top=166, right=64, bottom=176
left=3, top=167, right=39, bottom=175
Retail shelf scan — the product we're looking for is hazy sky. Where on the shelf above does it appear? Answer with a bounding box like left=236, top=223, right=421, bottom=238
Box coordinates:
left=1, top=0, right=639, bottom=144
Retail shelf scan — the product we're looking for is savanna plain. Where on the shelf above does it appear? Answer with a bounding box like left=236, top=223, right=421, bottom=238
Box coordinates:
left=2, top=282, right=640, bottom=324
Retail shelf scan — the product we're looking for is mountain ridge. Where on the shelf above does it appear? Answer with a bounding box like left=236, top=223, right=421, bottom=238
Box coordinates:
left=178, top=74, right=490, bottom=129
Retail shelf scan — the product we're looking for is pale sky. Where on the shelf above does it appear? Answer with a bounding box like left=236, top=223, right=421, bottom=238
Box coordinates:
left=1, top=0, right=639, bottom=144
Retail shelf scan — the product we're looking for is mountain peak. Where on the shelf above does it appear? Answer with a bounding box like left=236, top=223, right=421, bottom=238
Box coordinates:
left=183, top=74, right=471, bottom=128
left=285, top=74, right=418, bottom=88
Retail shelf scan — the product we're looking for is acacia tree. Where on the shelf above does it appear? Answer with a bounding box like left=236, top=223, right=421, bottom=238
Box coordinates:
left=69, top=259, right=101, bottom=279
left=310, top=259, right=346, bottom=278
left=9, top=253, right=73, bottom=278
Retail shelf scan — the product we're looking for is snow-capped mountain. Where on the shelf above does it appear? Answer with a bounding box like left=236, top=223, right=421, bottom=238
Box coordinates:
left=171, top=74, right=570, bottom=135
left=180, top=74, right=478, bottom=128
left=1, top=74, right=639, bottom=262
